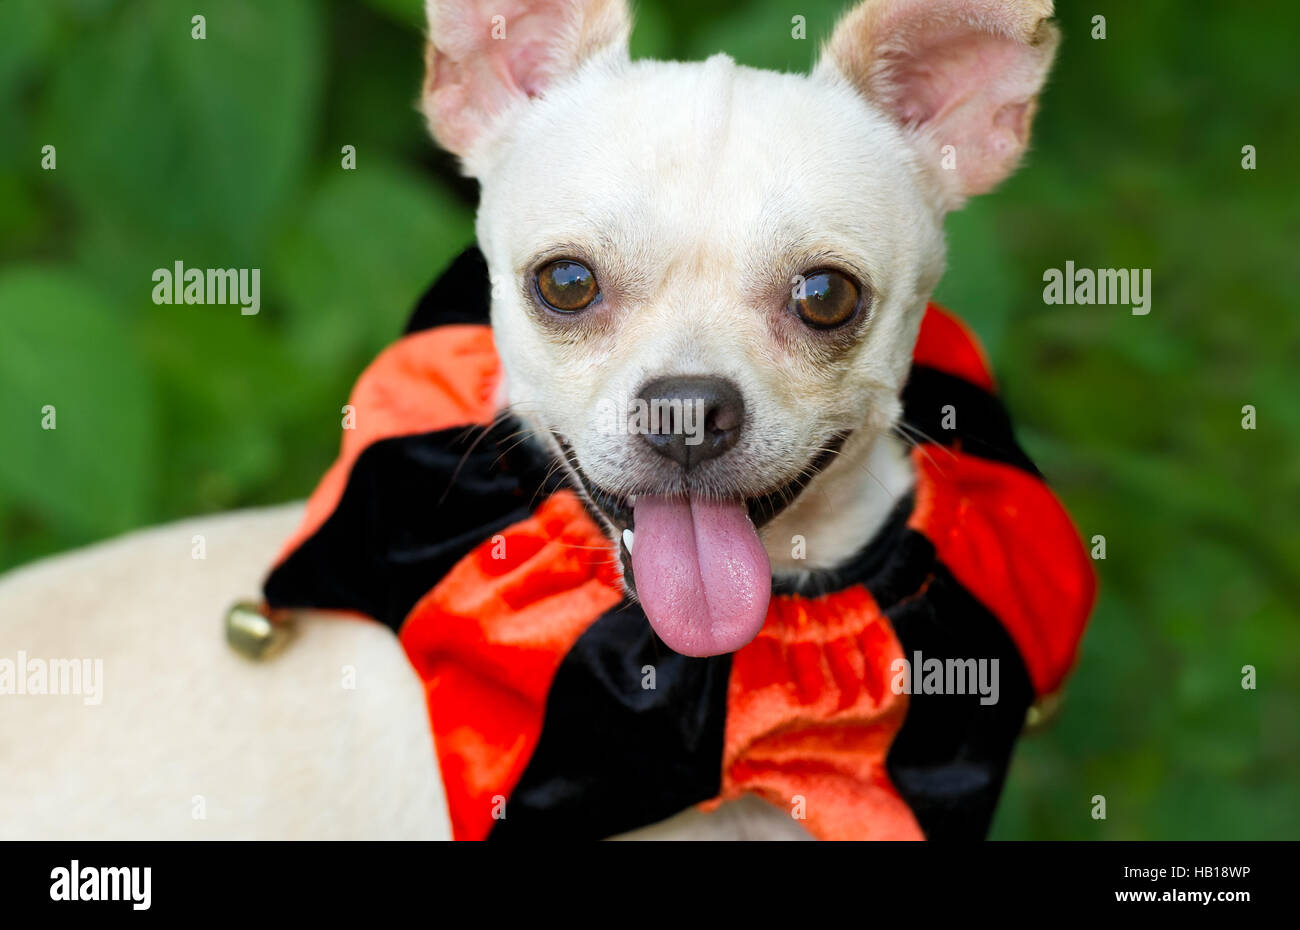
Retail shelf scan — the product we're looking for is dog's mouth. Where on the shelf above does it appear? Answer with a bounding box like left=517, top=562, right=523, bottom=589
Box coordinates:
left=555, top=432, right=850, bottom=657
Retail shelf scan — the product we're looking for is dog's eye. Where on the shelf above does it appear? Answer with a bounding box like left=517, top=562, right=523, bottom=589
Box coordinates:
left=536, top=260, right=599, bottom=312
left=791, top=270, right=859, bottom=329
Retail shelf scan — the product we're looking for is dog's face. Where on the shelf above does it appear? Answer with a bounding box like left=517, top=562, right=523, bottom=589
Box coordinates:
left=422, top=0, right=1058, bottom=655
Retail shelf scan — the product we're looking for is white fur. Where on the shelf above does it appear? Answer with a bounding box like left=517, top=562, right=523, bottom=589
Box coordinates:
left=0, top=507, right=806, bottom=839
left=0, top=506, right=449, bottom=839
left=477, top=52, right=943, bottom=574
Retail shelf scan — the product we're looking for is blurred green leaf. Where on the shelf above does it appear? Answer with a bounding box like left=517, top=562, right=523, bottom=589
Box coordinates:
left=0, top=0, right=55, bottom=110
left=684, top=0, right=839, bottom=70
left=40, top=0, right=322, bottom=264
left=0, top=268, right=155, bottom=538
left=274, top=161, right=473, bottom=368
left=361, top=0, right=424, bottom=33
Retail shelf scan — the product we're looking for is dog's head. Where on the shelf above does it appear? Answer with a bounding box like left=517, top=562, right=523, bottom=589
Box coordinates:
left=420, top=0, right=1058, bottom=655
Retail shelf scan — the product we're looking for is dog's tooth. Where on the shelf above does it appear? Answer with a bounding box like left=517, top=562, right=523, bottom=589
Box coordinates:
left=622, top=529, right=634, bottom=552
left=628, top=494, right=637, bottom=505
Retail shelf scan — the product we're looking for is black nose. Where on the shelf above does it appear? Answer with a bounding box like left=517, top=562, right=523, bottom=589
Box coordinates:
left=636, top=375, right=745, bottom=470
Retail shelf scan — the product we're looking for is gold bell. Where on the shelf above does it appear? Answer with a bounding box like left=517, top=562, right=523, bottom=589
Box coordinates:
left=224, top=601, right=294, bottom=661
left=1024, top=689, right=1064, bottom=733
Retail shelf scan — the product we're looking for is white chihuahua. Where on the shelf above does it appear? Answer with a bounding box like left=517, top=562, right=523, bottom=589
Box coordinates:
left=0, top=0, right=1067, bottom=839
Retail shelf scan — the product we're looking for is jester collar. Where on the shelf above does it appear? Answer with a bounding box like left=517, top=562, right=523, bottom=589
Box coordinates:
left=263, top=246, right=1095, bottom=841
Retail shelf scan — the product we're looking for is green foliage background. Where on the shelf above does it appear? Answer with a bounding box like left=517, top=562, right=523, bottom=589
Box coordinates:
left=1, top=0, right=1296, bottom=838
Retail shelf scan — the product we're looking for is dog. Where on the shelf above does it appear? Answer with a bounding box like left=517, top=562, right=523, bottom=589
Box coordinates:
left=0, top=0, right=1092, bottom=839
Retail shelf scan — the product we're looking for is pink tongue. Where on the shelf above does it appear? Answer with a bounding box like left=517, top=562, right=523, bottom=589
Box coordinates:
left=630, top=494, right=771, bottom=656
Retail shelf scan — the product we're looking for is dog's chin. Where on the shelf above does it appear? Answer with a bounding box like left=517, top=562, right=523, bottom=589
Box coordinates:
left=554, top=432, right=850, bottom=657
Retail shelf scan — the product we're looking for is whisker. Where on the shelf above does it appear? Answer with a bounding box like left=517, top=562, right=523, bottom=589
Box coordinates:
left=895, top=420, right=951, bottom=475
left=437, top=423, right=502, bottom=506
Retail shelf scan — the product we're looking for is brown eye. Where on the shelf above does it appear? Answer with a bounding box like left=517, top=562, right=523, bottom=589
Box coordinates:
left=791, top=270, right=860, bottom=329
left=536, top=260, right=599, bottom=312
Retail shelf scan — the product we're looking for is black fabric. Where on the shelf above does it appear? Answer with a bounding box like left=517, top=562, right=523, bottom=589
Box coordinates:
left=499, top=517, right=1033, bottom=840
left=882, top=554, right=1036, bottom=839
left=264, top=417, right=558, bottom=632
left=403, top=246, right=491, bottom=333
left=489, top=603, right=732, bottom=840
left=899, top=366, right=1041, bottom=477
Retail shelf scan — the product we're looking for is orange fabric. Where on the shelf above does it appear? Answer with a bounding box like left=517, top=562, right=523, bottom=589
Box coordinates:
left=908, top=448, right=1096, bottom=696
left=271, top=324, right=501, bottom=566
left=914, top=303, right=997, bottom=392
left=713, top=586, right=925, bottom=840
left=399, top=490, right=624, bottom=841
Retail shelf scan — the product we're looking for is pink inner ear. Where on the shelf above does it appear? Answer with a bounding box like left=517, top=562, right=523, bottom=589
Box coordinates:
left=883, top=25, right=1045, bottom=195
left=891, top=28, right=1036, bottom=131
left=504, top=5, right=580, bottom=97
left=426, top=0, right=618, bottom=157
left=438, top=0, right=572, bottom=98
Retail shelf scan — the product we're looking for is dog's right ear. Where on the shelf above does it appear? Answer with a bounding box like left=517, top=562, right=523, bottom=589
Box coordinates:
left=421, top=0, right=632, bottom=172
left=816, top=0, right=1059, bottom=210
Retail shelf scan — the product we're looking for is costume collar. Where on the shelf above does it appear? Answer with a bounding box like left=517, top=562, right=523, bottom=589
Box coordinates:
left=263, top=246, right=1095, bottom=840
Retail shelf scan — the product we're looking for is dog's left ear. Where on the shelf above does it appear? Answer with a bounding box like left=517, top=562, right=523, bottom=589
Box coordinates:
left=817, top=0, right=1059, bottom=209
left=421, top=0, right=632, bottom=173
